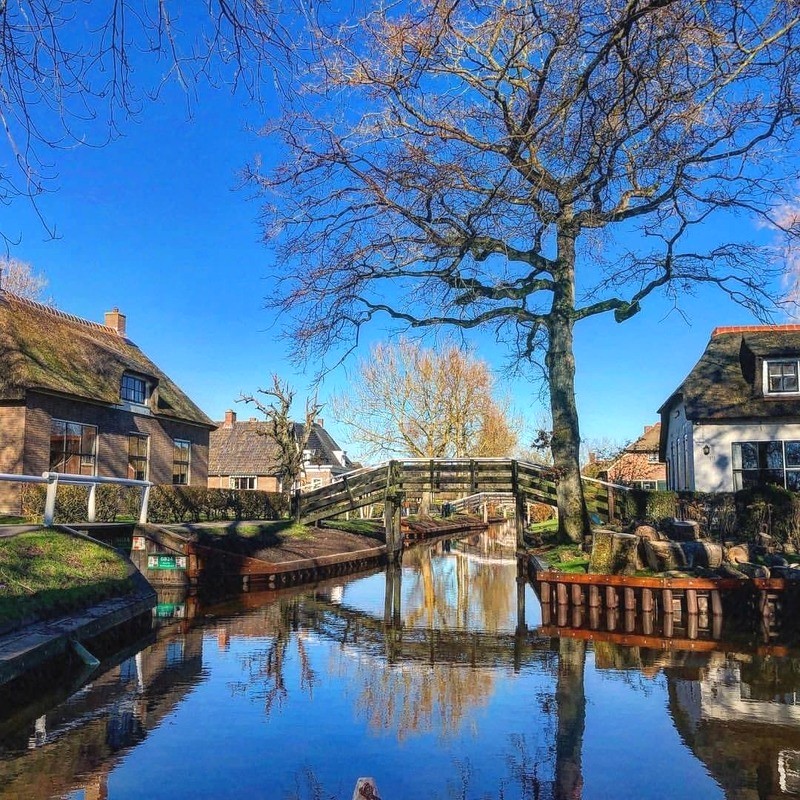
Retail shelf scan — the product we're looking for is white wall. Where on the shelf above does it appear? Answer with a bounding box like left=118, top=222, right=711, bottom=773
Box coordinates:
left=692, top=419, right=800, bottom=492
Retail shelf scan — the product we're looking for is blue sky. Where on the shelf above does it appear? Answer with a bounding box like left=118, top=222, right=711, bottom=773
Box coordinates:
left=1, top=67, right=777, bottom=460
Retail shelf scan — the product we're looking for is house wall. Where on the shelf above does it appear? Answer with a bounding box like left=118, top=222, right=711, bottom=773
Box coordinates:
left=22, top=391, right=210, bottom=487
left=0, top=402, right=25, bottom=513
left=607, top=452, right=666, bottom=487
left=692, top=419, right=800, bottom=493
left=207, top=474, right=280, bottom=492
left=663, top=401, right=695, bottom=491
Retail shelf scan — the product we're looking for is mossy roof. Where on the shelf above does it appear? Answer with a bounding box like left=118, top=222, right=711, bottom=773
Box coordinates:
left=659, top=328, right=800, bottom=422
left=0, top=292, right=214, bottom=428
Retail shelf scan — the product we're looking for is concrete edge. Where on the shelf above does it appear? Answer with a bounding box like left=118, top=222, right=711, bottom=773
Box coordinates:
left=0, top=572, right=156, bottom=688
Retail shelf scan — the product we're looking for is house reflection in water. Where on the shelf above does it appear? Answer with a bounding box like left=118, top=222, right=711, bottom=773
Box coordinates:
left=0, top=621, right=205, bottom=800
left=667, top=650, right=800, bottom=799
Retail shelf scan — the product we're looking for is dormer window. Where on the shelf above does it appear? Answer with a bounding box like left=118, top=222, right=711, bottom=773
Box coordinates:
left=121, top=374, right=148, bottom=405
left=765, top=360, right=800, bottom=395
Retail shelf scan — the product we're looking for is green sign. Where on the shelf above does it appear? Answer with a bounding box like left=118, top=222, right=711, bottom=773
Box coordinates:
left=147, top=554, right=187, bottom=570
left=155, top=603, right=186, bottom=618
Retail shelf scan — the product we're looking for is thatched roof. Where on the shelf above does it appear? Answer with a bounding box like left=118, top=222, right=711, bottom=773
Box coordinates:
left=209, top=419, right=281, bottom=476
left=627, top=423, right=661, bottom=452
left=209, top=417, right=355, bottom=477
left=659, top=326, right=800, bottom=422
left=0, top=291, right=214, bottom=428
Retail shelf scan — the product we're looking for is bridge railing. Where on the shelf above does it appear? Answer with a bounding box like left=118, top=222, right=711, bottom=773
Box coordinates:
left=295, top=458, right=629, bottom=525
left=0, top=471, right=152, bottom=526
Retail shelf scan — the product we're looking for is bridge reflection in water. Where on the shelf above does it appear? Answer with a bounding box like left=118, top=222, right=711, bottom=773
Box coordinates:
left=2, top=530, right=800, bottom=798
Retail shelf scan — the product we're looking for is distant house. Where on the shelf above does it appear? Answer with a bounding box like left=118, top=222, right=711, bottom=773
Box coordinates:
left=605, top=423, right=667, bottom=490
left=659, top=325, right=800, bottom=493
left=0, top=291, right=215, bottom=512
left=208, top=411, right=355, bottom=492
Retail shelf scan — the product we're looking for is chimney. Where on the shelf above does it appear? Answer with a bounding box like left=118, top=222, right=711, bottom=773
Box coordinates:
left=224, top=410, right=237, bottom=427
left=317, top=418, right=324, bottom=428
left=104, top=307, right=127, bottom=336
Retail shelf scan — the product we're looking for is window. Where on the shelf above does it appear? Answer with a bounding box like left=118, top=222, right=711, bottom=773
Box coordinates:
left=128, top=434, right=149, bottom=481
left=172, top=439, right=191, bottom=485
left=49, top=420, right=97, bottom=475
left=121, top=374, right=147, bottom=404
left=647, top=452, right=660, bottom=464
left=765, top=360, right=800, bottom=394
left=229, top=476, right=257, bottom=491
left=732, top=440, right=800, bottom=490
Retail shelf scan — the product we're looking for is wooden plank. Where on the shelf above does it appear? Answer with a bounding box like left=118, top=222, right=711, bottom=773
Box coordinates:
left=534, top=570, right=750, bottom=590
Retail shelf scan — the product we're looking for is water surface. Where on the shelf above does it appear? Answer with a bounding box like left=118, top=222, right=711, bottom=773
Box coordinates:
left=1, top=532, right=798, bottom=799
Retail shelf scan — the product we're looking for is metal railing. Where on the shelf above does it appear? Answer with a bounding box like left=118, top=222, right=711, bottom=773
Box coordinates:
left=0, top=472, right=152, bottom=526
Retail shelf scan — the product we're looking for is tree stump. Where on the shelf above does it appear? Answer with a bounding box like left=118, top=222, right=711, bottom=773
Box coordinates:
left=589, top=530, right=639, bottom=575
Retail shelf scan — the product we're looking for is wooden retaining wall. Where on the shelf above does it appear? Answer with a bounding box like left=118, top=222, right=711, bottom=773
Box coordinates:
left=529, top=555, right=797, bottom=639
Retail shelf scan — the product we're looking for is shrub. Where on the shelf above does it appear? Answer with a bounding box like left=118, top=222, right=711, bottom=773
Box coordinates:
left=20, top=483, right=128, bottom=523
left=734, top=485, right=797, bottom=545
left=620, top=489, right=677, bottom=524
left=529, top=502, right=555, bottom=523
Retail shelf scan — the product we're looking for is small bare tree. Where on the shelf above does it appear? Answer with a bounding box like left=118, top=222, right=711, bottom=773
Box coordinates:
left=254, top=0, right=800, bottom=542
left=0, top=257, right=49, bottom=302
left=241, top=376, right=322, bottom=493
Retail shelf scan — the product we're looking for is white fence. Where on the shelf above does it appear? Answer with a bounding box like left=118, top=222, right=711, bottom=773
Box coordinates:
left=0, top=472, right=152, bottom=526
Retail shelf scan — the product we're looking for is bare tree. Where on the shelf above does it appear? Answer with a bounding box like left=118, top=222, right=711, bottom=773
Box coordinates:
left=0, top=257, right=49, bottom=302
left=241, top=375, right=322, bottom=492
left=0, top=1, right=290, bottom=242
left=254, top=0, right=800, bottom=542
left=332, top=340, right=520, bottom=459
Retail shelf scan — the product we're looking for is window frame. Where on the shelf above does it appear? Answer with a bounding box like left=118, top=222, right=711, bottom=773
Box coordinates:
left=229, top=475, right=257, bottom=491
left=732, top=440, right=800, bottom=491
left=120, top=373, right=148, bottom=405
left=172, top=439, right=191, bottom=485
left=128, top=433, right=149, bottom=482
left=764, top=359, right=800, bottom=396
left=49, top=419, right=98, bottom=476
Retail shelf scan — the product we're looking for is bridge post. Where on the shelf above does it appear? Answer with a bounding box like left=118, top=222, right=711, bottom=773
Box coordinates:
left=384, top=460, right=403, bottom=563
left=512, top=461, right=526, bottom=550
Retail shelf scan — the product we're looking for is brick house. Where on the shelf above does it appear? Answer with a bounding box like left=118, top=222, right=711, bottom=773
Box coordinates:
left=208, top=411, right=355, bottom=492
left=605, top=423, right=667, bottom=490
left=0, top=291, right=215, bottom=512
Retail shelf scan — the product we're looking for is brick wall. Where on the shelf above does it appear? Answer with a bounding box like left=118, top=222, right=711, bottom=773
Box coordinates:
left=0, top=402, right=25, bottom=513
left=208, top=474, right=280, bottom=491
left=23, top=391, right=210, bottom=486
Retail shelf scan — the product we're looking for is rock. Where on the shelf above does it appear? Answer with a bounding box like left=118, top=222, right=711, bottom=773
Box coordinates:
left=643, top=539, right=687, bottom=572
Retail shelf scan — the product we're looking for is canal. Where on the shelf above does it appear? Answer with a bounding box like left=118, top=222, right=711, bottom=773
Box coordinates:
left=2, top=530, right=800, bottom=799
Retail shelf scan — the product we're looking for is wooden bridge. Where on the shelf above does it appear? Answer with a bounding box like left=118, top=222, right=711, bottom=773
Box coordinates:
left=295, top=459, right=626, bottom=557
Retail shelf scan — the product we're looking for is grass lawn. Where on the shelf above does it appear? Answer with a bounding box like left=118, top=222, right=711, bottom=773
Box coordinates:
left=0, top=515, right=28, bottom=525
left=186, top=519, right=316, bottom=555
left=322, top=518, right=385, bottom=538
left=0, top=530, right=132, bottom=630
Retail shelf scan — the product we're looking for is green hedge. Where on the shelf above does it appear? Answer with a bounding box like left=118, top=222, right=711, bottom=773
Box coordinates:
left=20, top=484, right=289, bottom=524
left=617, top=485, right=800, bottom=544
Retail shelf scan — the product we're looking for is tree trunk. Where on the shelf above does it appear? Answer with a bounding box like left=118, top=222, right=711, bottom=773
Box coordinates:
left=547, top=225, right=590, bottom=544
left=555, top=637, right=586, bottom=800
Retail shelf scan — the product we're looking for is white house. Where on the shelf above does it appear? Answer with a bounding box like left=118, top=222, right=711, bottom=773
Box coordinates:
left=659, top=325, right=800, bottom=493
